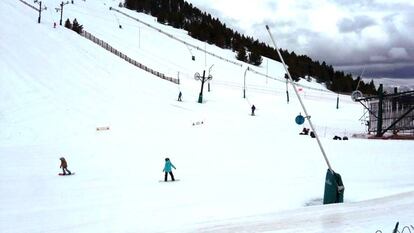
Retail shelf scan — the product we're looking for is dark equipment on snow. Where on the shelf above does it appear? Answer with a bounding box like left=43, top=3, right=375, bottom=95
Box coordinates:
left=323, top=169, right=344, bottom=204
left=310, top=131, right=316, bottom=138
left=299, top=128, right=309, bottom=135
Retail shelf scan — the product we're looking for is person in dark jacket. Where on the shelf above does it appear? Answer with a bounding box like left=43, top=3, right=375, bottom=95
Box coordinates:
left=59, top=157, right=71, bottom=175
left=163, top=158, right=176, bottom=181
left=251, top=104, right=256, bottom=116
left=178, top=91, right=182, bottom=101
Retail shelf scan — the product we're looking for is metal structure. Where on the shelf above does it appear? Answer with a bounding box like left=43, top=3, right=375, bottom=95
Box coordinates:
left=356, top=85, right=414, bottom=137
left=265, top=25, right=333, bottom=172
left=266, top=25, right=344, bottom=205
left=34, top=0, right=47, bottom=23
left=194, top=70, right=212, bottom=103
left=56, top=1, right=69, bottom=26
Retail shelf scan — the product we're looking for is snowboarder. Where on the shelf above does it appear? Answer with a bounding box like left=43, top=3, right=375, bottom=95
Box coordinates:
left=163, top=158, right=176, bottom=181
left=178, top=91, right=182, bottom=102
left=53, top=22, right=57, bottom=28
left=59, top=157, right=72, bottom=175
left=251, top=104, right=256, bottom=116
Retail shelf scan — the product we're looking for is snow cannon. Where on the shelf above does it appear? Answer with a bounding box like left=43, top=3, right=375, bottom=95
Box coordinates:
left=323, top=169, right=344, bottom=204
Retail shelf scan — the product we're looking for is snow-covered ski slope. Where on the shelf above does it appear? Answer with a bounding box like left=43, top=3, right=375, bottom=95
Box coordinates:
left=1, top=0, right=413, bottom=232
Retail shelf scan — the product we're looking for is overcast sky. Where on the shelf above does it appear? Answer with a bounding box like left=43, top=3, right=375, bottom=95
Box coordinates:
left=187, top=0, right=414, bottom=80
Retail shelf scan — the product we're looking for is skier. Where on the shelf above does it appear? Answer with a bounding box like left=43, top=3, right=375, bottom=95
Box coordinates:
left=251, top=104, right=256, bottom=116
left=163, top=158, right=176, bottom=181
left=178, top=91, right=182, bottom=102
left=59, top=157, right=72, bottom=175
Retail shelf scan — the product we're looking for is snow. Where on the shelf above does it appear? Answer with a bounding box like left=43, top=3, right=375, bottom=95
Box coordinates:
left=1, top=0, right=413, bottom=232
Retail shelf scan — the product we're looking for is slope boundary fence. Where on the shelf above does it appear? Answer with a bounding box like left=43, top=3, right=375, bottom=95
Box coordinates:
left=19, top=0, right=39, bottom=11
left=81, top=30, right=179, bottom=84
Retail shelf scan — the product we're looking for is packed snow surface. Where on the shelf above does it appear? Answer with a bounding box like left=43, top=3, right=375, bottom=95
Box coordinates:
left=1, top=0, right=413, bottom=232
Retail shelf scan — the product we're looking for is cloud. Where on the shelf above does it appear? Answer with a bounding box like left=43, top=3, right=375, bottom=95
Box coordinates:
left=370, top=55, right=387, bottom=62
left=188, top=0, right=414, bottom=79
left=337, top=16, right=376, bottom=33
left=388, top=48, right=410, bottom=60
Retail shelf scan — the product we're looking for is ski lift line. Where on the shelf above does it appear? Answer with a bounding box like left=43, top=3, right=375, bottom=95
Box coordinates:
left=87, top=24, right=189, bottom=75
left=266, top=25, right=334, bottom=173
left=110, top=8, right=244, bottom=67
left=65, top=8, right=119, bottom=23
left=112, top=8, right=338, bottom=97
left=123, top=40, right=186, bottom=72
left=18, top=0, right=39, bottom=11
left=110, top=8, right=337, bottom=97
left=247, top=66, right=334, bottom=95
left=81, top=30, right=179, bottom=84
left=48, top=5, right=55, bottom=21
left=112, top=12, right=121, bottom=25
left=214, top=80, right=289, bottom=96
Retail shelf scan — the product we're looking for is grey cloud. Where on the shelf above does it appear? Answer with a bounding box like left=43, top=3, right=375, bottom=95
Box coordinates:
left=329, top=0, right=407, bottom=11
left=370, top=65, right=414, bottom=79
left=189, top=0, right=414, bottom=79
left=388, top=48, right=410, bottom=60
left=274, top=1, right=414, bottom=79
left=265, top=1, right=278, bottom=11
left=338, top=63, right=414, bottom=80
left=329, top=0, right=374, bottom=6
left=337, top=16, right=376, bottom=33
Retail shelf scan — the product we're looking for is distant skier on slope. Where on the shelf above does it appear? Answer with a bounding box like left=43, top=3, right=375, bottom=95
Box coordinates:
left=251, top=104, right=256, bottom=116
left=59, top=157, right=72, bottom=175
left=178, top=91, right=182, bottom=102
left=163, top=158, right=176, bottom=182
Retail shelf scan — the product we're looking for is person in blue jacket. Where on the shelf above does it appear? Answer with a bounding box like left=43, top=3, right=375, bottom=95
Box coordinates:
left=163, top=158, right=176, bottom=181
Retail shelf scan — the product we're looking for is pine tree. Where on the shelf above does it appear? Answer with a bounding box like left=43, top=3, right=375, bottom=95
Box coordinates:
left=72, top=18, right=83, bottom=34
left=64, top=18, right=72, bottom=29
left=236, top=47, right=247, bottom=62
left=248, top=49, right=263, bottom=66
